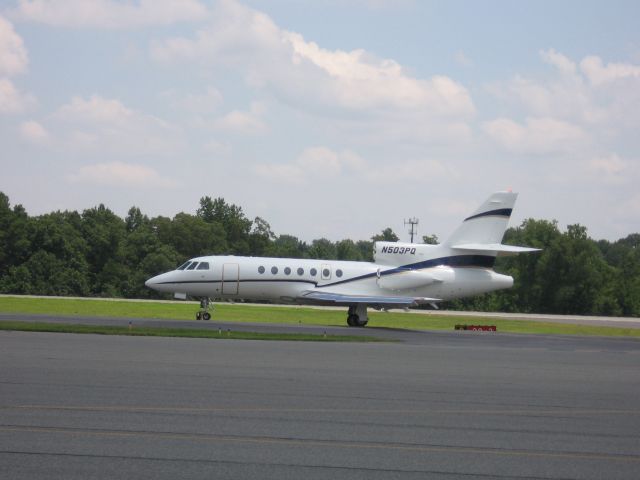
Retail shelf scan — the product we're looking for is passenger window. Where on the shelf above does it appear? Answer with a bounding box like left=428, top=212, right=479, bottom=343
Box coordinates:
left=258, top=266, right=265, bottom=274
left=177, top=261, right=191, bottom=270
left=187, top=262, right=199, bottom=270
left=322, top=268, right=330, bottom=278
left=336, top=269, right=343, bottom=278
left=297, top=267, right=304, bottom=275
left=197, top=262, right=209, bottom=270
left=310, top=268, right=317, bottom=276
left=284, top=267, right=291, bottom=275
left=271, top=266, right=278, bottom=274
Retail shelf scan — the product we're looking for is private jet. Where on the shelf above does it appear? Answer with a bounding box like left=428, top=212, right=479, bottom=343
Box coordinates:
left=145, top=191, right=538, bottom=326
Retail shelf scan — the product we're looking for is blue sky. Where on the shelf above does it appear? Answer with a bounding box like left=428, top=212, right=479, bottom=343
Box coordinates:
left=1, top=0, right=639, bottom=242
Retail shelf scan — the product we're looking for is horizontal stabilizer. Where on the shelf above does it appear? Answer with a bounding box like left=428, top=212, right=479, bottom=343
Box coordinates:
left=452, top=243, right=541, bottom=256
left=299, top=290, right=440, bottom=307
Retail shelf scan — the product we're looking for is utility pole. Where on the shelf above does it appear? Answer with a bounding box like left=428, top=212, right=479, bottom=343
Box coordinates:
left=404, top=217, right=419, bottom=243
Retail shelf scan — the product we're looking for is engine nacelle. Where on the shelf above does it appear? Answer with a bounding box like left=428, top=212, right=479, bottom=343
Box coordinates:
left=377, top=270, right=441, bottom=291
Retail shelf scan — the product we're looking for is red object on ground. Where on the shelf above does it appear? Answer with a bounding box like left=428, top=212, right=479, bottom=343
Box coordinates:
left=454, top=324, right=497, bottom=331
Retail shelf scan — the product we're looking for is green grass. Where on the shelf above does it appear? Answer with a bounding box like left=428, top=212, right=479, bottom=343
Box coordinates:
left=0, top=295, right=639, bottom=338
left=0, top=320, right=382, bottom=342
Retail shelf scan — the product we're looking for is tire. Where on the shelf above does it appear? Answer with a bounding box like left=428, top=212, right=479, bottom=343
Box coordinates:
left=347, top=314, right=357, bottom=327
left=196, top=312, right=202, bottom=320
left=203, top=312, right=211, bottom=321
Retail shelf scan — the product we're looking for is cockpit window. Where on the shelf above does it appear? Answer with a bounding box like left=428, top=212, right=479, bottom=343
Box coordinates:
left=177, top=261, right=192, bottom=270
left=187, top=262, right=199, bottom=270
left=196, top=262, right=210, bottom=270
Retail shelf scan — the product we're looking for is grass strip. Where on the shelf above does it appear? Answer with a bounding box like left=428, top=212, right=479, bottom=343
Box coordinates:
left=0, top=296, right=639, bottom=338
left=0, top=320, right=385, bottom=342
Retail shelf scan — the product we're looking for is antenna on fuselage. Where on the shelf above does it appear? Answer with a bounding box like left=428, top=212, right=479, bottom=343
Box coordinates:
left=404, top=217, right=419, bottom=243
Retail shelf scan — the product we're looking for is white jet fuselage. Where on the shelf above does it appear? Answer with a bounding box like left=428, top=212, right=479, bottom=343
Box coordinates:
left=145, top=192, right=538, bottom=326
left=145, top=248, right=513, bottom=304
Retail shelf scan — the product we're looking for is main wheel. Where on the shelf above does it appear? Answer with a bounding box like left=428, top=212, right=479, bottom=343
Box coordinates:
left=196, top=312, right=202, bottom=320
left=347, top=314, right=358, bottom=327
left=202, top=312, right=211, bottom=321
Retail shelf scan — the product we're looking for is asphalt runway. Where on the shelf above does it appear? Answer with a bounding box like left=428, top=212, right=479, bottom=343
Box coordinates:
left=1, top=323, right=639, bottom=479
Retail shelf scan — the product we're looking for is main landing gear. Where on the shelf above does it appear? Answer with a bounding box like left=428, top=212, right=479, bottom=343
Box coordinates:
left=346, top=304, right=368, bottom=327
left=195, top=298, right=213, bottom=321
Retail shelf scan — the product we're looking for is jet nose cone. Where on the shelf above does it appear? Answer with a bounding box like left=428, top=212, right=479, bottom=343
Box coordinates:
left=145, top=275, right=160, bottom=290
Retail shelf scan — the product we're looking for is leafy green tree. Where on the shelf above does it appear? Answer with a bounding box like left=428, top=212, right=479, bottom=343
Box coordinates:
left=0, top=265, right=32, bottom=294
left=531, top=224, right=618, bottom=314
left=197, top=196, right=252, bottom=254
left=154, top=212, right=228, bottom=259
left=1, top=190, right=639, bottom=314
left=495, top=219, right=561, bottom=312
left=372, top=228, right=399, bottom=242
left=356, top=240, right=374, bottom=261
left=422, top=234, right=439, bottom=245
left=0, top=194, right=32, bottom=275
left=248, top=216, right=275, bottom=256
left=81, top=205, right=126, bottom=291
left=308, top=238, right=337, bottom=259
left=130, top=245, right=181, bottom=298
left=267, top=235, right=307, bottom=258
left=336, top=239, right=362, bottom=260
left=125, top=206, right=148, bottom=233
left=615, top=249, right=640, bottom=315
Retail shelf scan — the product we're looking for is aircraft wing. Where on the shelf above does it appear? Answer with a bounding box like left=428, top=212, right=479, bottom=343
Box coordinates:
left=298, top=290, right=440, bottom=307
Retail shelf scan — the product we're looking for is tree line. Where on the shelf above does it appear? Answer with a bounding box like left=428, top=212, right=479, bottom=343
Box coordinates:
left=0, top=192, right=638, bottom=316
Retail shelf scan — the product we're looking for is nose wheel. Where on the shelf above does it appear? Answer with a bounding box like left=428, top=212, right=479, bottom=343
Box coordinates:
left=196, top=298, right=213, bottom=320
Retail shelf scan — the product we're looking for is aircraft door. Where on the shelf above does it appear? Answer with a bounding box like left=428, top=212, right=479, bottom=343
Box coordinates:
left=222, top=263, right=239, bottom=295
left=321, top=264, right=332, bottom=281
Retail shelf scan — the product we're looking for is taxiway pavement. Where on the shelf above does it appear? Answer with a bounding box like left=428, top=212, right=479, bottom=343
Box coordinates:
left=0, top=321, right=639, bottom=479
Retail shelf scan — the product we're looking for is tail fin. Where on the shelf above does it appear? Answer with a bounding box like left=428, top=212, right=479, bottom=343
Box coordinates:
left=444, top=191, right=517, bottom=247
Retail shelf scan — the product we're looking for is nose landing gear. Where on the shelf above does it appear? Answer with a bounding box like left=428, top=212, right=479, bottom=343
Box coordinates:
left=196, top=298, right=213, bottom=320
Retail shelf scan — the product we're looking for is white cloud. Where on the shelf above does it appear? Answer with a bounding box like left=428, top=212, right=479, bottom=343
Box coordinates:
left=454, top=50, right=473, bottom=67
left=0, top=15, right=35, bottom=114
left=580, top=55, right=640, bottom=86
left=254, top=146, right=365, bottom=183
left=0, top=14, right=28, bottom=76
left=540, top=48, right=576, bottom=75
left=483, top=49, right=640, bottom=159
left=163, top=86, right=223, bottom=114
left=19, top=119, right=49, bottom=142
left=213, top=102, right=266, bottom=134
left=0, top=77, right=35, bottom=113
left=483, top=117, right=587, bottom=154
left=53, top=94, right=183, bottom=154
left=490, top=49, right=640, bottom=127
left=203, top=139, right=231, bottom=156
left=12, top=0, right=209, bottom=29
left=617, top=193, right=640, bottom=218
left=427, top=198, right=474, bottom=217
left=588, top=153, right=631, bottom=184
left=364, top=158, right=454, bottom=183
left=67, top=161, right=177, bottom=187
left=489, top=73, right=602, bottom=125
left=57, top=94, right=134, bottom=122
left=151, top=0, right=474, bottom=117
left=284, top=32, right=474, bottom=114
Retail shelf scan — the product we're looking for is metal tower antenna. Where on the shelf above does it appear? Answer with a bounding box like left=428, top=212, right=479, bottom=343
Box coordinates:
left=404, top=217, right=419, bottom=243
